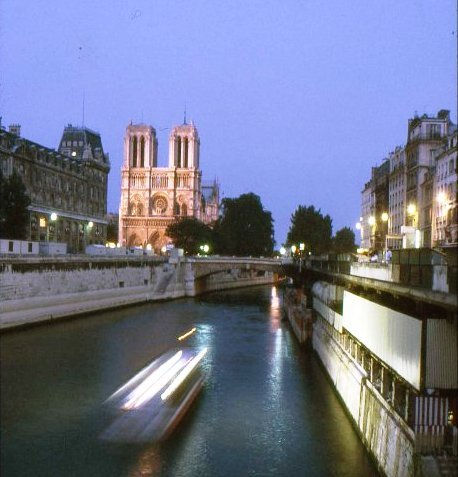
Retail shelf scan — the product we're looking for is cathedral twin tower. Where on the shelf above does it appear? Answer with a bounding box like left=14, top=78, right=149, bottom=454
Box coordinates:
left=118, top=121, right=219, bottom=252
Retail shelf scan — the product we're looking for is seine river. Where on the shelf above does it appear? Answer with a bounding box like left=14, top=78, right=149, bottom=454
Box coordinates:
left=1, top=286, right=378, bottom=476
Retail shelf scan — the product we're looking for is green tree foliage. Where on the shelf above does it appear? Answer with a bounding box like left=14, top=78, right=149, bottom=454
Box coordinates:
left=332, top=226, right=356, bottom=254
left=286, top=205, right=332, bottom=255
left=0, top=171, right=31, bottom=240
left=166, top=217, right=214, bottom=255
left=213, top=193, right=274, bottom=256
left=106, top=220, right=118, bottom=243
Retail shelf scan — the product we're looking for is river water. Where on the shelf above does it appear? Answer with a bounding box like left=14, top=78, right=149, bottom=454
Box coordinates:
left=1, top=286, right=378, bottom=476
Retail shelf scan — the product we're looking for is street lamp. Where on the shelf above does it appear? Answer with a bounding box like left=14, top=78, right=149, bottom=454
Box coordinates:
left=381, top=212, right=389, bottom=222
left=407, top=203, right=416, bottom=216
left=199, top=244, right=210, bottom=255
left=355, top=222, right=361, bottom=230
left=279, top=246, right=286, bottom=256
left=291, top=245, right=297, bottom=254
left=50, top=212, right=57, bottom=221
left=299, top=243, right=305, bottom=251
left=368, top=216, right=376, bottom=226
left=437, top=192, right=447, bottom=205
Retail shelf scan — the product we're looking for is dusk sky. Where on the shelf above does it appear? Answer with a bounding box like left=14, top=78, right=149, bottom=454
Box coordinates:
left=0, top=0, right=456, bottom=245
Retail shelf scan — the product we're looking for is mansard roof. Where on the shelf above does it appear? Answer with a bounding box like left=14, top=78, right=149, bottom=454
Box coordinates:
left=59, top=124, right=110, bottom=166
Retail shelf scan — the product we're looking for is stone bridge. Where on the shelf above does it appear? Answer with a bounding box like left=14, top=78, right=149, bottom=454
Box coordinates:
left=185, top=256, right=283, bottom=279
left=182, top=256, right=283, bottom=296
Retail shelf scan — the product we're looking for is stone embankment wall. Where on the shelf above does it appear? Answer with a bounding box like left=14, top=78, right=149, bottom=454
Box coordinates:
left=313, top=317, right=416, bottom=477
left=0, top=257, right=274, bottom=330
left=283, top=287, right=417, bottom=477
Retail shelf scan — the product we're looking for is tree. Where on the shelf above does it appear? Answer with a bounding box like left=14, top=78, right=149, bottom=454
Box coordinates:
left=166, top=217, right=214, bottom=255
left=286, top=205, right=332, bottom=255
left=0, top=171, right=31, bottom=240
left=213, top=193, right=274, bottom=256
left=333, top=227, right=356, bottom=254
left=106, top=217, right=118, bottom=243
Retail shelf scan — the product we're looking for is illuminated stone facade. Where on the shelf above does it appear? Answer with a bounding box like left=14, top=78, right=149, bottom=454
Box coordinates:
left=0, top=123, right=110, bottom=252
left=118, top=122, right=219, bottom=251
left=359, top=110, right=457, bottom=251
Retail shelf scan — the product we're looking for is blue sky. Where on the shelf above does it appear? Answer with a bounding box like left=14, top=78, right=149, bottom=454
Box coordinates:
left=0, top=0, right=456, bottom=245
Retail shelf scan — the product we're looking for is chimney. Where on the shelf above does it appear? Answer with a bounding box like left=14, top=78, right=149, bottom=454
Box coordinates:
left=9, top=124, right=21, bottom=136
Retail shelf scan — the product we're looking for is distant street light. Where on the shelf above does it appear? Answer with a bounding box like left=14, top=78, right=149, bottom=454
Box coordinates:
left=355, top=222, right=361, bottom=230
left=50, top=212, right=57, bottom=221
left=381, top=212, right=389, bottom=222
left=279, top=246, right=286, bottom=255
left=407, top=203, right=416, bottom=216
left=368, top=216, right=376, bottom=226
left=437, top=191, right=447, bottom=205
left=88, top=221, right=94, bottom=228
left=291, top=245, right=297, bottom=254
left=299, top=243, right=305, bottom=251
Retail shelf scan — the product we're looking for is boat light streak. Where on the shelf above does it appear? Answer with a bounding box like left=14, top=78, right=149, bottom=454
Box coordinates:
left=107, top=362, right=156, bottom=402
left=122, top=351, right=185, bottom=410
left=161, top=348, right=208, bottom=401
left=177, top=327, right=196, bottom=341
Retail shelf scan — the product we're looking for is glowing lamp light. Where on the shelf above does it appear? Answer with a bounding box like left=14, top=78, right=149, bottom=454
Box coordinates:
left=50, top=212, right=57, bottom=221
left=87, top=221, right=94, bottom=228
left=407, top=203, right=416, bottom=216
left=39, top=217, right=46, bottom=228
left=202, top=244, right=210, bottom=253
left=279, top=246, right=286, bottom=255
left=146, top=244, right=152, bottom=251
left=299, top=243, right=305, bottom=251
left=368, top=216, right=376, bottom=226
left=291, top=245, right=297, bottom=254
left=161, top=245, right=167, bottom=254
left=71, top=151, right=77, bottom=157
left=437, top=192, right=447, bottom=205
left=116, top=243, right=121, bottom=248
left=381, top=212, right=389, bottom=222
left=177, top=327, right=196, bottom=341
left=355, top=222, right=361, bottom=230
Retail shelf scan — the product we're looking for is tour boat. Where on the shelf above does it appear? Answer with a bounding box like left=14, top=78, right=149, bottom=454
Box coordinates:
left=100, top=347, right=207, bottom=443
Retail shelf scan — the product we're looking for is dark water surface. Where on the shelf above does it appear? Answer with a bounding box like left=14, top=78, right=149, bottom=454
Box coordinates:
left=1, top=286, right=378, bottom=476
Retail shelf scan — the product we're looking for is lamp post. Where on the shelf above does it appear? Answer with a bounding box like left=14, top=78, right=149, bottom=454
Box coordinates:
left=381, top=212, right=389, bottom=259
left=299, top=242, right=305, bottom=272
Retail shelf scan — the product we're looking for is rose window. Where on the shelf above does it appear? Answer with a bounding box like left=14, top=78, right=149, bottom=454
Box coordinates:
left=154, top=197, right=167, bottom=215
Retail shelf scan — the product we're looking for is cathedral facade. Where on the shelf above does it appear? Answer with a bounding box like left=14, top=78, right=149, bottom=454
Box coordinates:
left=118, top=121, right=219, bottom=251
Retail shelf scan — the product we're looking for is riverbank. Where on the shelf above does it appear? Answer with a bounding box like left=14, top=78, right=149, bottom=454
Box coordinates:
left=0, top=256, right=275, bottom=330
left=283, top=287, right=417, bottom=477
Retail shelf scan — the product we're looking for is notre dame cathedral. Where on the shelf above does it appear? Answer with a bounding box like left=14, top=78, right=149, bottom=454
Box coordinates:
left=118, top=119, right=219, bottom=252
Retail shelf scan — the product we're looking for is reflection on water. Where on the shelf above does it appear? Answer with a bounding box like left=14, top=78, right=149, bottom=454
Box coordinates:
left=1, top=286, right=378, bottom=477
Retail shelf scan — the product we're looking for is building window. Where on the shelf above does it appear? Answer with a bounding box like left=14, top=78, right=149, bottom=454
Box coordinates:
left=176, top=137, right=181, bottom=167
left=39, top=217, right=46, bottom=228
left=140, top=136, right=145, bottom=167
left=184, top=137, right=188, bottom=167
left=8, top=241, right=13, bottom=252
left=132, top=136, right=138, bottom=167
